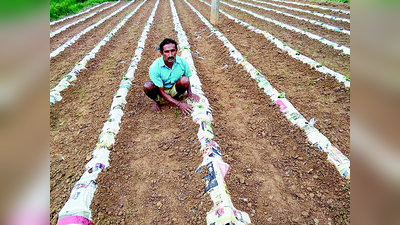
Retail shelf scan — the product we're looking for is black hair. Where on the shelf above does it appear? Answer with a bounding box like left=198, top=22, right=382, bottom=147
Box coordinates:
left=159, top=38, right=178, bottom=53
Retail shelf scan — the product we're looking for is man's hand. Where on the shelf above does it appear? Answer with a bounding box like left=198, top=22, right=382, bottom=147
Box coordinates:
left=177, top=102, right=193, bottom=115
left=188, top=93, right=200, bottom=102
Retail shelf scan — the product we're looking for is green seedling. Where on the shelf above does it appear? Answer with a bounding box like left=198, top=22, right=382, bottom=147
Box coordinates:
left=80, top=89, right=86, bottom=97
left=174, top=109, right=181, bottom=118
left=135, top=170, right=141, bottom=179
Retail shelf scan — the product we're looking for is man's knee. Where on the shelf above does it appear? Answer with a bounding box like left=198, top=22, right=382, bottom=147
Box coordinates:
left=143, top=81, right=154, bottom=92
left=177, top=76, right=189, bottom=88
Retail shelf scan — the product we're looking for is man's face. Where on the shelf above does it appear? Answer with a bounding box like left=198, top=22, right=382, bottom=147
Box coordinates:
left=162, top=43, right=177, bottom=64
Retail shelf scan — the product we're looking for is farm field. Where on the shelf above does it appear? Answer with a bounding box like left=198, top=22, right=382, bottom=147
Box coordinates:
left=50, top=0, right=350, bottom=224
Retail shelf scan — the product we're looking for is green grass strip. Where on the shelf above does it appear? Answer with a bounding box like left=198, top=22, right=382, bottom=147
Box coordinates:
left=50, top=0, right=119, bottom=21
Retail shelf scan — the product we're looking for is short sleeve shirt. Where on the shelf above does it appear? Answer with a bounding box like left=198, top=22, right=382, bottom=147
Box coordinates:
left=149, top=56, right=192, bottom=89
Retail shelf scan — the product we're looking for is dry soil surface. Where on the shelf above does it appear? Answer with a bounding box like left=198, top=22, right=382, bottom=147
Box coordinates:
left=50, top=0, right=350, bottom=224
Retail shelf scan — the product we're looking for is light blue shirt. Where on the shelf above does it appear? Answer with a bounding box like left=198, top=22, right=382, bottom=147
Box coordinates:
left=149, top=56, right=191, bottom=88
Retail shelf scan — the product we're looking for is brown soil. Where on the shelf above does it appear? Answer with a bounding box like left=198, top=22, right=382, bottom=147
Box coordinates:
left=226, top=0, right=350, bottom=47
left=190, top=0, right=350, bottom=157
left=50, top=1, right=143, bottom=87
left=50, top=2, right=127, bottom=45
left=50, top=2, right=115, bottom=32
left=239, top=0, right=351, bottom=30
left=250, top=0, right=351, bottom=20
left=208, top=0, right=351, bottom=78
left=50, top=0, right=350, bottom=224
left=300, top=0, right=350, bottom=10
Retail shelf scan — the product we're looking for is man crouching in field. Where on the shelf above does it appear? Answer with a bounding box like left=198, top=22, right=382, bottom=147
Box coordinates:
left=143, top=38, right=199, bottom=115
